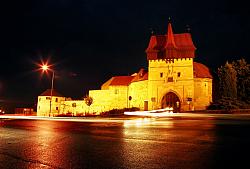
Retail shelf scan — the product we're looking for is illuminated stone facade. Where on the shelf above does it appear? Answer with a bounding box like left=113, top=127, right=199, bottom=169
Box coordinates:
left=37, top=89, right=66, bottom=116
left=37, top=22, right=212, bottom=116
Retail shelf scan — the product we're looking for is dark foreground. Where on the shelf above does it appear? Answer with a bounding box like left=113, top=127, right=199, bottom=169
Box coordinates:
left=1, top=114, right=250, bottom=169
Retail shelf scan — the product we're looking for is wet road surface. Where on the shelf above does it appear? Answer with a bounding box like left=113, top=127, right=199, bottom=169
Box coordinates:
left=1, top=114, right=250, bottom=169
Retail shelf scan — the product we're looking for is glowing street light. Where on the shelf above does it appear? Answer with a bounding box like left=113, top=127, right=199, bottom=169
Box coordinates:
left=41, top=63, right=55, bottom=117
left=41, top=64, right=48, bottom=71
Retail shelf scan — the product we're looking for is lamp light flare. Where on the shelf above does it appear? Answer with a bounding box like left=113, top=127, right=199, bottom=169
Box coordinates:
left=42, top=64, right=49, bottom=71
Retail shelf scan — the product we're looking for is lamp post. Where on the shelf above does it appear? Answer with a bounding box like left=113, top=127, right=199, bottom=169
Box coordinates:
left=41, top=64, right=55, bottom=117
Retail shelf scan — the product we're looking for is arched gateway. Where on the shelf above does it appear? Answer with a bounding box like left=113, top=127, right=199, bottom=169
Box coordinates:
left=161, top=92, right=181, bottom=113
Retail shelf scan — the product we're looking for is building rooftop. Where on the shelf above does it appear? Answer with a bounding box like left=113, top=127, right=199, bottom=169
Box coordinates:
left=146, top=22, right=196, bottom=60
left=193, top=62, right=212, bottom=78
left=40, top=89, right=64, bottom=97
left=109, top=76, right=134, bottom=86
left=131, top=68, right=148, bottom=82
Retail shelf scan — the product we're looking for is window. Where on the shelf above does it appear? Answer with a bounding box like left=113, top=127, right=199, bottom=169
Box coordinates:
left=160, top=72, right=163, bottom=78
left=115, top=89, right=119, bottom=94
left=151, top=97, right=156, bottom=102
left=55, top=98, right=58, bottom=102
left=204, top=82, right=208, bottom=96
left=39, top=98, right=41, bottom=101
left=167, top=77, right=173, bottom=82
left=56, top=107, right=58, bottom=110
left=177, top=72, right=181, bottom=77
left=46, top=97, right=50, bottom=100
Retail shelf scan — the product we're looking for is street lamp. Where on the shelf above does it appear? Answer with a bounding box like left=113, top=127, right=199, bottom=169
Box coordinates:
left=41, top=64, right=55, bottom=117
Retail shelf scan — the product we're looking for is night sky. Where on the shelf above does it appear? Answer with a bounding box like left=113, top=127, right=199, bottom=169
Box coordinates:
left=0, top=0, right=250, bottom=110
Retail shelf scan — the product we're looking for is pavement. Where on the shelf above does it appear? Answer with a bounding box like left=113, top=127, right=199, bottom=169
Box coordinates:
left=1, top=114, right=250, bottom=169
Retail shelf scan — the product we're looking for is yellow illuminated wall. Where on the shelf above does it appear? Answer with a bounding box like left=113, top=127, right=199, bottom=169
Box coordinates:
left=128, top=80, right=148, bottom=109
left=89, top=85, right=129, bottom=112
left=37, top=96, right=66, bottom=116
left=193, top=78, right=213, bottom=110
left=148, top=58, right=195, bottom=111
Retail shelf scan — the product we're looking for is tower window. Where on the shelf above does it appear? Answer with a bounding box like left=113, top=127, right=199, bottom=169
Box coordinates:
left=167, top=77, right=174, bottom=82
left=177, top=72, right=181, bottom=77
left=115, top=89, right=119, bottom=94
left=160, top=72, right=163, bottom=78
left=55, top=98, right=58, bottom=102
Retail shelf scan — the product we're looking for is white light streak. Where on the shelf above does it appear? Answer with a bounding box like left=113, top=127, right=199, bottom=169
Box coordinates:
left=124, top=107, right=174, bottom=117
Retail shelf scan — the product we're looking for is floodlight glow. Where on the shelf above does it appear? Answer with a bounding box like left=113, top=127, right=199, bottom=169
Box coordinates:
left=42, top=64, right=49, bottom=71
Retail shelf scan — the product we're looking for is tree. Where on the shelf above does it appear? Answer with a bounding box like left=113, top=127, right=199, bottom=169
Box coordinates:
left=210, top=58, right=250, bottom=110
left=218, top=61, right=237, bottom=99
left=232, top=58, right=250, bottom=102
left=84, top=95, right=93, bottom=115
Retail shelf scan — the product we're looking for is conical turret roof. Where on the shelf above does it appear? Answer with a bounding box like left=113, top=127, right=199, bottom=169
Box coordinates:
left=166, top=22, right=177, bottom=48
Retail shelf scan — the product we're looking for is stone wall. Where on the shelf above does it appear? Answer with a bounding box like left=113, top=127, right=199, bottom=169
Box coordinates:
left=128, top=80, right=148, bottom=110
left=193, top=78, right=213, bottom=110
left=89, top=86, right=129, bottom=112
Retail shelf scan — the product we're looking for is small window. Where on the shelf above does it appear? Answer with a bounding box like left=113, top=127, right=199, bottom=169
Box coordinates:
left=115, top=89, right=119, bottom=94
left=39, top=98, right=41, bottom=101
left=167, top=77, right=173, bottom=82
left=56, top=107, right=59, bottom=110
left=160, top=72, right=163, bottom=78
left=55, top=98, right=58, bottom=102
left=177, top=72, right=181, bottom=77
left=151, top=97, right=156, bottom=102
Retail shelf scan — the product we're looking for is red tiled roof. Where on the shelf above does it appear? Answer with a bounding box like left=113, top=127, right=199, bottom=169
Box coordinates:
left=102, top=69, right=148, bottom=88
left=40, top=89, right=64, bottom=97
left=109, top=76, right=134, bottom=86
left=101, top=77, right=113, bottom=89
left=193, top=62, right=212, bottom=79
left=131, top=68, right=148, bottom=82
left=146, top=23, right=196, bottom=60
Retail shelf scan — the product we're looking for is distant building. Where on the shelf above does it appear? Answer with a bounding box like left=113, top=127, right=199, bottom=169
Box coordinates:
left=37, top=21, right=212, bottom=116
left=37, top=89, right=66, bottom=116
left=37, top=89, right=89, bottom=116
left=15, top=108, right=34, bottom=115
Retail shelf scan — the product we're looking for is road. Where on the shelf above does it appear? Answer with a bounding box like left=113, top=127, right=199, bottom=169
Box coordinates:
left=1, top=114, right=250, bottom=169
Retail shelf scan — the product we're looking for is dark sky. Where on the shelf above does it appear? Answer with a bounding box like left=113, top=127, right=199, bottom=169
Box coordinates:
left=0, top=0, right=250, bottom=107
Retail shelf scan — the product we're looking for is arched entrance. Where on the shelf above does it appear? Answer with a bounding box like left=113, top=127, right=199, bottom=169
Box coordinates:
left=161, top=92, right=181, bottom=113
